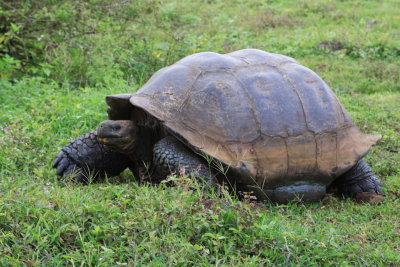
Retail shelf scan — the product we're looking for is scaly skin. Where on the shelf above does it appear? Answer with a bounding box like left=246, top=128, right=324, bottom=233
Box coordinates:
left=52, top=130, right=131, bottom=183
left=151, top=136, right=217, bottom=187
left=331, top=160, right=382, bottom=197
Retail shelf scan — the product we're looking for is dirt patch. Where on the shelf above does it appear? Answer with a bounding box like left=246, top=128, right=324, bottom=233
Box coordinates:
left=247, top=10, right=303, bottom=29
left=318, top=40, right=345, bottom=51
left=316, top=64, right=327, bottom=71
left=388, top=190, right=400, bottom=199
left=355, top=192, right=385, bottom=204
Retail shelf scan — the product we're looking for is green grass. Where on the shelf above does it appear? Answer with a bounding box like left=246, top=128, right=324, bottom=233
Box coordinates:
left=1, top=0, right=400, bottom=265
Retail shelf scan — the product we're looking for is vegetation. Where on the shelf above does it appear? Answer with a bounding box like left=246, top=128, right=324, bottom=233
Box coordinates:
left=1, top=0, right=399, bottom=265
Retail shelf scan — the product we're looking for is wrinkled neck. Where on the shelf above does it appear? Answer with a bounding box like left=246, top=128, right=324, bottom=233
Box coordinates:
left=127, top=125, right=158, bottom=163
left=116, top=138, right=137, bottom=155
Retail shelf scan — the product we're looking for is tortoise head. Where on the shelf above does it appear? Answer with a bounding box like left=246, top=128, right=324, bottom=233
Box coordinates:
left=97, top=120, right=138, bottom=154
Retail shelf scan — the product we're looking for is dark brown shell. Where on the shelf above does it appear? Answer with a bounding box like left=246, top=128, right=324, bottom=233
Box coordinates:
left=110, top=49, right=381, bottom=188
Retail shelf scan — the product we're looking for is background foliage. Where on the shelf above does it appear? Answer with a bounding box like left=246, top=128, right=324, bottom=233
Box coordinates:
left=0, top=0, right=399, bottom=265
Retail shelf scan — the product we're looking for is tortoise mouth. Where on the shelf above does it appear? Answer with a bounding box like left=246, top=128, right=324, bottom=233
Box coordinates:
left=98, top=136, right=132, bottom=145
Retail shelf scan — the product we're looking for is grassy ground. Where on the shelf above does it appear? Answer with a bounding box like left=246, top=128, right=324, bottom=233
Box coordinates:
left=1, top=0, right=399, bottom=265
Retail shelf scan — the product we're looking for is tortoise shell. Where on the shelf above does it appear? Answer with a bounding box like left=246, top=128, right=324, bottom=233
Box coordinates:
left=108, top=49, right=380, bottom=189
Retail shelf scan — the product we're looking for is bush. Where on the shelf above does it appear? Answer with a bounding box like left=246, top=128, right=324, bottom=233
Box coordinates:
left=0, top=0, right=163, bottom=87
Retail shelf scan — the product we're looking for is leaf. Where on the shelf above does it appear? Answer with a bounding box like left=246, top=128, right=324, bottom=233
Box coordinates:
left=202, top=233, right=216, bottom=239
left=43, top=69, right=51, bottom=77
left=10, top=23, right=20, bottom=32
left=91, top=225, right=101, bottom=235
left=193, top=244, right=203, bottom=250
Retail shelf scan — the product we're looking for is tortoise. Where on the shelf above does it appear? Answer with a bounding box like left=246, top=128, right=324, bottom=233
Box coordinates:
left=53, top=49, right=383, bottom=204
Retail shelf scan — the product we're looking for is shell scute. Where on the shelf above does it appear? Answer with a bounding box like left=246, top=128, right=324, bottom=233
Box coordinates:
left=177, top=52, right=242, bottom=70
left=234, top=64, right=307, bottom=137
left=181, top=70, right=259, bottom=143
left=279, top=64, right=352, bottom=132
left=228, top=49, right=297, bottom=66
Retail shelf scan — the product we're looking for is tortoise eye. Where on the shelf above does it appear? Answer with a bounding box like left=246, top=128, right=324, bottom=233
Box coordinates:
left=112, top=125, right=121, bottom=131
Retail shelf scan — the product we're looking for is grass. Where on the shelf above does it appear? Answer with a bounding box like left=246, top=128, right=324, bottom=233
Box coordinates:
left=1, top=0, right=400, bottom=265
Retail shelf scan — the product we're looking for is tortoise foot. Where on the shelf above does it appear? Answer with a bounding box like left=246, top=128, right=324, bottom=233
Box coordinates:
left=332, top=160, right=382, bottom=198
left=152, top=136, right=217, bottom=188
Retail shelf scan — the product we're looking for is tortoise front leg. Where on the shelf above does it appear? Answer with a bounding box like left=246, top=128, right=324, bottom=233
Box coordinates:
left=151, top=136, right=217, bottom=188
left=53, top=130, right=132, bottom=183
left=330, top=160, right=384, bottom=202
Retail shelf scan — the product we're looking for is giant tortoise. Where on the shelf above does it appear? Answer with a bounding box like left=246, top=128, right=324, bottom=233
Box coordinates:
left=53, top=49, right=383, bottom=203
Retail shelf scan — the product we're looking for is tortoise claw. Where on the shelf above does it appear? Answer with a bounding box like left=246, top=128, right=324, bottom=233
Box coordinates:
left=55, top=156, right=73, bottom=176
left=52, top=151, right=64, bottom=168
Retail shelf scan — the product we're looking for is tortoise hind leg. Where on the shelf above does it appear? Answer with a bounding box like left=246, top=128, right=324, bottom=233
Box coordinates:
left=152, top=136, right=217, bottom=188
left=330, top=160, right=384, bottom=203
